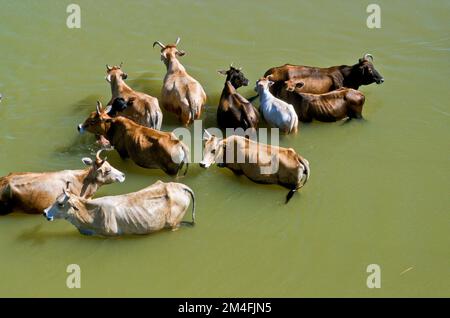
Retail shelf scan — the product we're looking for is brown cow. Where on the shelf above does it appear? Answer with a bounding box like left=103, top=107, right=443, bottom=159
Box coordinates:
left=285, top=82, right=366, bottom=122
left=217, top=65, right=259, bottom=130
left=199, top=131, right=310, bottom=203
left=264, top=53, right=384, bottom=100
left=78, top=102, right=190, bottom=176
left=153, top=37, right=207, bottom=126
left=105, top=64, right=163, bottom=130
left=0, top=150, right=125, bottom=215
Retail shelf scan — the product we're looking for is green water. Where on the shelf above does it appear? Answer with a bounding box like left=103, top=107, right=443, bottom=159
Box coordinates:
left=0, top=0, right=449, bottom=297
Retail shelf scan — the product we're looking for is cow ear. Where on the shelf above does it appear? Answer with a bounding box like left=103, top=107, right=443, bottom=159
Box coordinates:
left=176, top=50, right=186, bottom=57
left=296, top=82, right=305, bottom=89
left=105, top=118, right=113, bottom=123
left=82, top=157, right=93, bottom=166
left=218, top=70, right=228, bottom=76
left=105, top=105, right=113, bottom=114
left=268, top=81, right=275, bottom=87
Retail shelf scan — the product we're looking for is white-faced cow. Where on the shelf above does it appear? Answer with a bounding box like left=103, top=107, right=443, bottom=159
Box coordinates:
left=199, top=131, right=309, bottom=203
left=0, top=150, right=125, bottom=215
left=43, top=181, right=195, bottom=236
left=153, top=37, right=207, bottom=126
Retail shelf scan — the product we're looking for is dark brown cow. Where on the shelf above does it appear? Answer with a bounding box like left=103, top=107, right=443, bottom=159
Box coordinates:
left=264, top=53, right=384, bottom=99
left=217, top=65, right=259, bottom=130
left=78, top=102, right=190, bottom=176
left=285, top=82, right=366, bottom=122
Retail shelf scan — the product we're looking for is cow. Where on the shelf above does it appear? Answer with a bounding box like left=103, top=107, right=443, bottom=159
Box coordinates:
left=43, top=180, right=196, bottom=236
left=77, top=102, right=189, bottom=176
left=284, top=82, right=366, bottom=122
left=0, top=150, right=125, bottom=215
left=217, top=65, right=259, bottom=130
left=255, top=77, right=298, bottom=134
left=105, top=63, right=163, bottom=130
left=199, top=131, right=310, bottom=203
left=153, top=37, right=207, bottom=126
left=263, top=53, right=384, bottom=102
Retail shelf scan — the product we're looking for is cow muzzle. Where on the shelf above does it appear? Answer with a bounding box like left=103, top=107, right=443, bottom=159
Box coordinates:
left=199, top=162, right=210, bottom=169
left=77, top=124, right=85, bottom=134
left=43, top=210, right=53, bottom=222
left=377, top=78, right=385, bottom=84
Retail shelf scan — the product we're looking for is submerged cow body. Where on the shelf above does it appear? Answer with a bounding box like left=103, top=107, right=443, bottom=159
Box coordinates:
left=0, top=151, right=125, bottom=215
left=199, top=132, right=309, bottom=203
left=256, top=77, right=298, bottom=134
left=217, top=65, right=259, bottom=130
left=44, top=181, right=195, bottom=236
left=153, top=37, right=207, bottom=126
left=285, top=83, right=366, bottom=122
left=264, top=53, right=384, bottom=103
left=78, top=102, right=189, bottom=176
left=105, top=64, right=162, bottom=130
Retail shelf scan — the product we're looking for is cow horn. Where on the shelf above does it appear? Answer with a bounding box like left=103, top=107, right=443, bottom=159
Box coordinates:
left=153, top=41, right=166, bottom=49
left=204, top=129, right=212, bottom=139
left=119, top=62, right=123, bottom=68
left=230, top=63, right=233, bottom=68
left=175, top=37, right=181, bottom=45
left=106, top=64, right=113, bottom=71
left=363, top=53, right=374, bottom=61
left=96, top=149, right=107, bottom=163
left=96, top=101, right=103, bottom=114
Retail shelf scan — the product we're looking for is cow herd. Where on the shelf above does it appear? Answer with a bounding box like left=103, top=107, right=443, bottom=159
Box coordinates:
left=0, top=37, right=384, bottom=237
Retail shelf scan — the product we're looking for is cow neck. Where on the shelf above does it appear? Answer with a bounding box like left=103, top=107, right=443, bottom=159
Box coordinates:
left=110, top=75, right=132, bottom=99
left=166, top=55, right=186, bottom=74
left=341, top=64, right=360, bottom=89
left=106, top=117, right=128, bottom=148
left=220, top=81, right=236, bottom=100
left=259, top=87, right=273, bottom=107
left=77, top=168, right=99, bottom=198
left=69, top=197, right=95, bottom=228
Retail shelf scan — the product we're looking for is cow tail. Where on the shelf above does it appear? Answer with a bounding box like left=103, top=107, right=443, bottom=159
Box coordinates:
left=182, top=186, right=196, bottom=226
left=177, top=143, right=189, bottom=177
left=186, top=90, right=197, bottom=124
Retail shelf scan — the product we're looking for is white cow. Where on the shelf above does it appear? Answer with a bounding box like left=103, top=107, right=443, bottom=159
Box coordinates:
left=43, top=181, right=195, bottom=236
left=255, top=76, right=298, bottom=134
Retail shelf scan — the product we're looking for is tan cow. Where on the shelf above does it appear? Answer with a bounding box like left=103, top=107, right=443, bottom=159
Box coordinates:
left=153, top=37, right=207, bottom=126
left=105, top=63, right=163, bottom=130
left=199, top=132, right=310, bottom=203
left=0, top=150, right=125, bottom=215
left=43, top=181, right=196, bottom=236
left=78, top=102, right=190, bottom=176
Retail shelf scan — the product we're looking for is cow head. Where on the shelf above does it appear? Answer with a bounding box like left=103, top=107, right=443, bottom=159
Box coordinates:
left=355, top=53, right=384, bottom=85
left=43, top=184, right=82, bottom=221
left=199, top=130, right=224, bottom=169
left=77, top=101, right=113, bottom=136
left=105, top=63, right=128, bottom=83
left=153, top=37, right=186, bottom=66
left=254, top=76, right=274, bottom=93
left=82, top=149, right=125, bottom=185
left=218, top=64, right=249, bottom=88
left=284, top=79, right=305, bottom=92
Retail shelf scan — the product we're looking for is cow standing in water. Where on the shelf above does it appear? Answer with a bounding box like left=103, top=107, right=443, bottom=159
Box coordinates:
left=255, top=77, right=298, bottom=134
left=217, top=65, right=259, bottom=130
left=44, top=181, right=196, bottom=236
left=199, top=131, right=309, bottom=203
left=105, top=64, right=162, bottom=130
left=78, top=102, right=190, bottom=176
left=0, top=150, right=125, bottom=215
left=153, top=37, right=207, bottom=126
left=263, top=53, right=384, bottom=105
left=284, top=82, right=366, bottom=122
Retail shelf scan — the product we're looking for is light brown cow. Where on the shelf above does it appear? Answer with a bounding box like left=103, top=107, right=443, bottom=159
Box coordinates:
left=284, top=81, right=366, bottom=122
left=78, top=102, right=190, bottom=176
left=105, top=63, right=163, bottom=130
left=199, top=132, right=310, bottom=203
left=43, top=181, right=195, bottom=236
left=0, top=150, right=125, bottom=215
left=153, top=37, right=207, bottom=126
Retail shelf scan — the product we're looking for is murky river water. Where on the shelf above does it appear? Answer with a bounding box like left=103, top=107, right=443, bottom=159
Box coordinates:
left=0, top=0, right=448, bottom=297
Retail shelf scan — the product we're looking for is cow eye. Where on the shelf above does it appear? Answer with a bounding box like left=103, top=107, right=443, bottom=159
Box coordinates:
left=211, top=149, right=216, bottom=154
left=58, top=202, right=64, bottom=207
left=104, top=169, right=111, bottom=174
